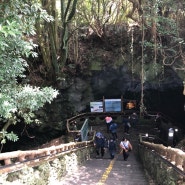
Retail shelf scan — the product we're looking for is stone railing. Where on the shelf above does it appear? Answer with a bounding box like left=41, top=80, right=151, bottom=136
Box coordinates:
left=0, top=139, right=95, bottom=174
left=0, top=113, right=102, bottom=184
left=139, top=133, right=185, bottom=172
left=0, top=112, right=119, bottom=175
left=0, top=143, right=95, bottom=184
left=0, top=112, right=100, bottom=175
left=139, top=133, right=185, bottom=184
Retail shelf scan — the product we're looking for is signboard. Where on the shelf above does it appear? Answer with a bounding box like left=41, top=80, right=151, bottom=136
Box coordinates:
left=104, top=99, right=121, bottom=112
left=90, top=102, right=103, bottom=112
left=124, top=100, right=137, bottom=110
left=81, top=119, right=89, bottom=141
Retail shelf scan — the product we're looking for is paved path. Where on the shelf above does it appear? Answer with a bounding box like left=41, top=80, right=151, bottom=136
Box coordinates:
left=59, top=150, right=150, bottom=185
left=59, top=123, right=156, bottom=185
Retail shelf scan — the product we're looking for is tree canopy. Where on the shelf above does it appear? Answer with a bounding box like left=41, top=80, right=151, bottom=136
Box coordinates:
left=35, top=0, right=185, bottom=83
left=0, top=0, right=58, bottom=145
left=0, top=0, right=185, bottom=145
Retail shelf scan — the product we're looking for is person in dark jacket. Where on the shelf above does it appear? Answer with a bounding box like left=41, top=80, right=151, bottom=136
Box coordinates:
left=123, top=116, right=131, bottom=135
left=109, top=122, right=118, bottom=140
left=94, top=132, right=105, bottom=158
left=108, top=138, right=116, bottom=159
left=130, top=112, right=138, bottom=128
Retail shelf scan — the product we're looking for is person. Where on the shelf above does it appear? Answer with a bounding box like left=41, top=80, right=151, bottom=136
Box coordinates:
left=109, top=122, right=118, bottom=140
left=95, top=131, right=103, bottom=138
left=71, top=121, right=77, bottom=130
left=105, top=116, right=113, bottom=133
left=130, top=112, right=138, bottom=128
left=120, top=137, right=133, bottom=161
left=107, top=138, right=116, bottom=159
left=123, top=116, right=131, bottom=135
left=74, top=133, right=81, bottom=142
left=94, top=131, right=105, bottom=158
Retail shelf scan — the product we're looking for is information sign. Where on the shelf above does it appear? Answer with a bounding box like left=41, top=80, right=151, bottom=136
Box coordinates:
left=104, top=99, right=121, bottom=112
left=90, top=102, right=103, bottom=112
left=81, top=119, right=89, bottom=141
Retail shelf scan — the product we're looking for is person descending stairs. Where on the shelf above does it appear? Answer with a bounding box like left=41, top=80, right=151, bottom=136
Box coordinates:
left=60, top=117, right=156, bottom=185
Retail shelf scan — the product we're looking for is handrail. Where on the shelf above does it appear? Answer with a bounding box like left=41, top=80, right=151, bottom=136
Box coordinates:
left=0, top=112, right=128, bottom=174
left=139, top=133, right=185, bottom=173
left=0, top=139, right=95, bottom=174
left=0, top=114, right=97, bottom=174
left=66, top=111, right=136, bottom=132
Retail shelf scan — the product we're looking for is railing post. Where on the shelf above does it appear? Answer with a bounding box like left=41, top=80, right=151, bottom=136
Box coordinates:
left=182, top=159, right=185, bottom=173
left=18, top=155, right=26, bottom=162
left=175, top=150, right=184, bottom=170
left=4, top=158, right=11, bottom=165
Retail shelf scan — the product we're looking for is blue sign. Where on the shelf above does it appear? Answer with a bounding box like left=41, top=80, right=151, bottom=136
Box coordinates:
left=104, top=99, right=121, bottom=112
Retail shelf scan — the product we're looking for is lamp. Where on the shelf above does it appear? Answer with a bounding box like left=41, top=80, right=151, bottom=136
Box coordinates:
left=168, top=128, right=174, bottom=137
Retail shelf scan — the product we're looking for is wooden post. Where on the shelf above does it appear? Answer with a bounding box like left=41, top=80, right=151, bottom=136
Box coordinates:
left=121, top=95, right=123, bottom=112
left=103, top=96, right=105, bottom=112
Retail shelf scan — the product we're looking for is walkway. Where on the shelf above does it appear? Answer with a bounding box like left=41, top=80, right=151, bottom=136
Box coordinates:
left=59, top=123, right=156, bottom=185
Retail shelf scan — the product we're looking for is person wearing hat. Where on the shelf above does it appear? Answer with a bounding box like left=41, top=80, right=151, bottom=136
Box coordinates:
left=94, top=131, right=105, bottom=158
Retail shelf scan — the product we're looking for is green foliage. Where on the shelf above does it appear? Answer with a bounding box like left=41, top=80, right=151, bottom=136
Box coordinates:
left=0, top=130, right=19, bottom=144
left=77, top=0, right=127, bottom=27
left=0, top=1, right=53, bottom=85
left=0, top=0, right=58, bottom=144
left=15, top=85, right=59, bottom=112
left=144, top=63, right=163, bottom=82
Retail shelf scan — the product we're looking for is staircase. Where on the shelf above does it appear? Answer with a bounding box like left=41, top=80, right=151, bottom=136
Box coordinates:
left=60, top=121, right=156, bottom=185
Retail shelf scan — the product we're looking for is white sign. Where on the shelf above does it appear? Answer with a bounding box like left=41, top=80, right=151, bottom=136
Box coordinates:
left=90, top=102, right=103, bottom=112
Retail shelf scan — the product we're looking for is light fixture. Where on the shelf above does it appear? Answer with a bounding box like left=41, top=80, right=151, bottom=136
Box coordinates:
left=168, top=128, right=174, bottom=137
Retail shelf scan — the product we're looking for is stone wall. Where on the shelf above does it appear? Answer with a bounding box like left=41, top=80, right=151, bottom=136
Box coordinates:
left=0, top=146, right=94, bottom=185
left=138, top=144, right=185, bottom=185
